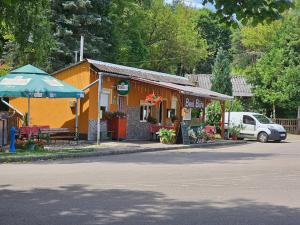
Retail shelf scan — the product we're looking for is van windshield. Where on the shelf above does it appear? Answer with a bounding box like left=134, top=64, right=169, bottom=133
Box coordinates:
left=253, top=114, right=273, bottom=124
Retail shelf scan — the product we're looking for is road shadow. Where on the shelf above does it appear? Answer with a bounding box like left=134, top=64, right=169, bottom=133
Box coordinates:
left=48, top=150, right=274, bottom=165
left=0, top=185, right=299, bottom=225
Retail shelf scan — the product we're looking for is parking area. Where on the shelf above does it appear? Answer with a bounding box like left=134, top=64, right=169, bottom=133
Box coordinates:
left=0, top=136, right=300, bottom=225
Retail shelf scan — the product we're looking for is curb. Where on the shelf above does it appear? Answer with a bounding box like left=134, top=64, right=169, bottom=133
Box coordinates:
left=0, top=140, right=247, bottom=163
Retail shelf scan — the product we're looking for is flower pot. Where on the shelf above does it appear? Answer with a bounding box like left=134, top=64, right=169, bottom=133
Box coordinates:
left=231, top=135, right=238, bottom=140
left=27, top=144, right=36, bottom=151
left=107, top=117, right=127, bottom=140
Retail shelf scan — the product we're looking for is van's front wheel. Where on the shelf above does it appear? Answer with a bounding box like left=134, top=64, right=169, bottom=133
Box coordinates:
left=258, top=132, right=268, bottom=143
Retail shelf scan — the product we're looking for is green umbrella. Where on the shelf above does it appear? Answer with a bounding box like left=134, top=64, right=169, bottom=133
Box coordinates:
left=0, top=64, right=84, bottom=98
left=0, top=64, right=84, bottom=135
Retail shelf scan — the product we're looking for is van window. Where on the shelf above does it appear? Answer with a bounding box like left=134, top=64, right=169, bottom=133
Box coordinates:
left=253, top=114, right=273, bottom=124
left=243, top=115, right=256, bottom=125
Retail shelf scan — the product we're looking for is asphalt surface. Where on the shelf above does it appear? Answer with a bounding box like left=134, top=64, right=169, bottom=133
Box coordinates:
left=1, top=138, right=300, bottom=225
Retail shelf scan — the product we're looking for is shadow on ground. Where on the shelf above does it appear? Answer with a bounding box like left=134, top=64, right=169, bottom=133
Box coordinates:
left=47, top=150, right=275, bottom=165
left=0, top=185, right=299, bottom=225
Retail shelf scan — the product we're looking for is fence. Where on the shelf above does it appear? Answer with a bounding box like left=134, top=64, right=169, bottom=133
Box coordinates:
left=274, top=118, right=300, bottom=134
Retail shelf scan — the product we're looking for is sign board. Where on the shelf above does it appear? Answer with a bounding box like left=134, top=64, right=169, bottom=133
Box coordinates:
left=117, top=80, right=130, bottom=95
left=176, top=122, right=190, bottom=145
left=184, top=96, right=204, bottom=109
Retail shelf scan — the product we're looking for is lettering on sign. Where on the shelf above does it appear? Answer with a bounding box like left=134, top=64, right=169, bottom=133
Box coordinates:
left=117, top=84, right=129, bottom=91
left=184, top=97, right=204, bottom=109
left=0, top=76, right=31, bottom=86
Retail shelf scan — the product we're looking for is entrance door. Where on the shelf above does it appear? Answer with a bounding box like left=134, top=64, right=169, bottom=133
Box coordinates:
left=118, top=95, right=127, bottom=113
left=158, top=100, right=166, bottom=125
left=241, top=115, right=256, bottom=138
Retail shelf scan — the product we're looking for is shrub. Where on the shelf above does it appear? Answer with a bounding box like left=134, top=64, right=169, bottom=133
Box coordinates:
left=156, top=129, right=176, bottom=144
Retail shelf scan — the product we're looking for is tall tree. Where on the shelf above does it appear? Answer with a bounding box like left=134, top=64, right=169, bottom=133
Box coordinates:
left=110, top=0, right=207, bottom=75
left=211, top=48, right=232, bottom=96
left=196, top=9, right=231, bottom=73
left=246, top=5, right=300, bottom=118
left=0, top=0, right=53, bottom=69
left=50, top=0, right=113, bottom=72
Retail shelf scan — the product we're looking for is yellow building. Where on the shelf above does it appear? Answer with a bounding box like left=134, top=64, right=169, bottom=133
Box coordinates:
left=10, top=59, right=232, bottom=140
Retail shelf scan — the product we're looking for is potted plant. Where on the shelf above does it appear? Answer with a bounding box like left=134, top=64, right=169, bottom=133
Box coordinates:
left=147, top=115, right=157, bottom=124
left=25, top=139, right=36, bottom=150
left=229, top=124, right=243, bottom=140
left=156, top=128, right=176, bottom=144
left=106, top=111, right=127, bottom=140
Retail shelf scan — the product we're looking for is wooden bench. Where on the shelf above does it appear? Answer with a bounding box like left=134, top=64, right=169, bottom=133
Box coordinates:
left=39, top=128, right=76, bottom=143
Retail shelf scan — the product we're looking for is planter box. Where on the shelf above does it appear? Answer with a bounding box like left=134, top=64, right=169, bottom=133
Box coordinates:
left=107, top=117, right=127, bottom=140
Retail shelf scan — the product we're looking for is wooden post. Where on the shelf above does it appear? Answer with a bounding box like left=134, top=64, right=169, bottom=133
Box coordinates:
left=202, top=98, right=206, bottom=123
left=220, top=101, right=225, bottom=139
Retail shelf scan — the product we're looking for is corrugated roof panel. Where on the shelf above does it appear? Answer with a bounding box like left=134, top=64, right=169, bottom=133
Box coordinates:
left=88, top=59, right=193, bottom=85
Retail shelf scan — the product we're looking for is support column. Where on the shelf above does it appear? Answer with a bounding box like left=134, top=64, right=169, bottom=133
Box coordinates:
left=220, top=100, right=225, bottom=139
left=27, top=97, right=31, bottom=126
left=75, top=98, right=79, bottom=142
left=96, top=72, right=103, bottom=145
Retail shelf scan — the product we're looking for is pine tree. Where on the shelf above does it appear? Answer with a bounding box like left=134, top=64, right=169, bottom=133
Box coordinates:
left=49, top=0, right=113, bottom=72
left=211, top=48, right=233, bottom=96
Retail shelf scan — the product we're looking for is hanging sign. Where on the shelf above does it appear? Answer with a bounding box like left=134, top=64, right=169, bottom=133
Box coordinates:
left=184, top=96, right=204, bottom=109
left=117, top=80, right=130, bottom=95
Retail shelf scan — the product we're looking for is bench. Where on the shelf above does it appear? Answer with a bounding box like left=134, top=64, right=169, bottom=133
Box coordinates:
left=39, top=128, right=77, bottom=143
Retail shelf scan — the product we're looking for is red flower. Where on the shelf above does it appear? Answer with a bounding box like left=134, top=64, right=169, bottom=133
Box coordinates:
left=145, top=92, right=162, bottom=105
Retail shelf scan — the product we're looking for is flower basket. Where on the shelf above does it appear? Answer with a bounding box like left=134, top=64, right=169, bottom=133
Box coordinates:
left=145, top=92, right=162, bottom=105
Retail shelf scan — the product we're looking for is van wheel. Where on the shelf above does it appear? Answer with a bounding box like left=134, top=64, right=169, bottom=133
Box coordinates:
left=258, top=132, right=268, bottom=143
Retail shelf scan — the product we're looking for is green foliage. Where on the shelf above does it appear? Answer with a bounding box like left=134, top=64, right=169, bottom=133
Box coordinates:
left=103, top=111, right=127, bottom=120
left=156, top=128, right=176, bottom=144
left=0, top=0, right=53, bottom=69
left=245, top=7, right=300, bottom=117
left=225, top=99, right=244, bottom=112
left=211, top=48, right=233, bottom=96
left=49, top=0, right=113, bottom=72
left=110, top=0, right=207, bottom=75
left=203, top=0, right=293, bottom=24
left=196, top=9, right=232, bottom=73
left=205, top=101, right=221, bottom=129
left=228, top=123, right=244, bottom=137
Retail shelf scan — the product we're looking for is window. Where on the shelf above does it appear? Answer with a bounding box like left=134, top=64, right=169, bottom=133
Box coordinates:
left=140, top=105, right=152, bottom=122
left=171, top=97, right=177, bottom=115
left=100, top=92, right=109, bottom=112
left=243, top=115, right=256, bottom=125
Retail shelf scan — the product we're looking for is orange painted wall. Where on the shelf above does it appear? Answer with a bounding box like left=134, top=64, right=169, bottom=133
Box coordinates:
left=9, top=62, right=91, bottom=133
left=89, top=69, right=182, bottom=124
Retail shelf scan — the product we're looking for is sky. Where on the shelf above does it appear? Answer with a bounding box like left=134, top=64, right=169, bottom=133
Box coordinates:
left=164, top=0, right=215, bottom=9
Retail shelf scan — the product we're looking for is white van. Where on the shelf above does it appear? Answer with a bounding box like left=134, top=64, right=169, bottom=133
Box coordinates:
left=225, top=112, right=287, bottom=143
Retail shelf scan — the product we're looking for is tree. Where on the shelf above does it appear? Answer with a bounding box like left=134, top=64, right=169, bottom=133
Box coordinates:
left=203, top=0, right=293, bottom=24
left=246, top=3, right=300, bottom=118
left=0, top=0, right=53, bottom=69
left=49, top=0, right=113, bottom=72
left=196, top=9, right=231, bottom=73
left=211, top=48, right=232, bottom=96
left=110, top=0, right=207, bottom=75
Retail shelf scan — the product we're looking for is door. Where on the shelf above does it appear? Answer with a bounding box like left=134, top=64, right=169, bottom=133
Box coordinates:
left=118, top=95, right=127, bottom=113
left=241, top=115, right=256, bottom=138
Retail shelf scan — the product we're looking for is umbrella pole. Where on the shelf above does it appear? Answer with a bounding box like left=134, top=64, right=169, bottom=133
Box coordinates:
left=75, top=98, right=79, bottom=143
left=27, top=97, right=30, bottom=126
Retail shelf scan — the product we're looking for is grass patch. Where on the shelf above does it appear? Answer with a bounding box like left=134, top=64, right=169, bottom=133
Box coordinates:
left=0, top=148, right=97, bottom=160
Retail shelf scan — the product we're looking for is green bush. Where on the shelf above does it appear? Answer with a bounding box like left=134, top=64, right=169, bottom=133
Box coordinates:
left=205, top=101, right=221, bottom=129
left=156, top=129, right=176, bottom=144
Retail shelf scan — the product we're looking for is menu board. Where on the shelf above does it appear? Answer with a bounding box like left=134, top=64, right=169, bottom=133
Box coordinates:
left=176, top=122, right=190, bottom=145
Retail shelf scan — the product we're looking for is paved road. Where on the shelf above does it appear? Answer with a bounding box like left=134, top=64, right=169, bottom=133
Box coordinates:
left=1, top=138, right=300, bottom=225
